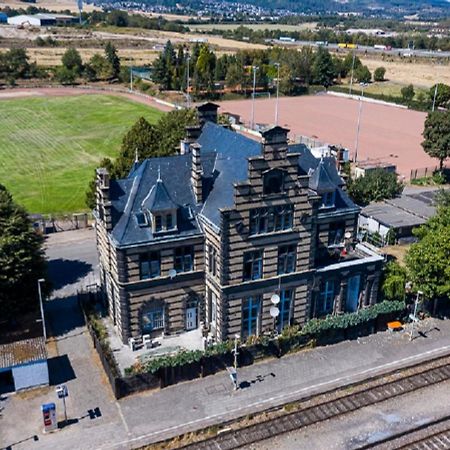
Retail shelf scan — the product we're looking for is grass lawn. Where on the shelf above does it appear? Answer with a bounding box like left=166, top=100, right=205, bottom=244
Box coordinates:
left=0, top=94, right=164, bottom=215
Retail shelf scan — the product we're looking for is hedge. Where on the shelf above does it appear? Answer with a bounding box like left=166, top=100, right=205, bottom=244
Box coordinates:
left=127, top=300, right=405, bottom=376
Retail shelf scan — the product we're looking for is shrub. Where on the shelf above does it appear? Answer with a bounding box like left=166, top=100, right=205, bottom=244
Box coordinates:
left=373, top=67, right=386, bottom=82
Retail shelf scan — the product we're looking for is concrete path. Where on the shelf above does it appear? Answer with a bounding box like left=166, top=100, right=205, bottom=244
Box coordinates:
left=2, top=229, right=450, bottom=450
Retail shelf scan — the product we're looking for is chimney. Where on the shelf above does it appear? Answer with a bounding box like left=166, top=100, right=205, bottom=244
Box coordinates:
left=96, top=168, right=112, bottom=231
left=261, top=125, right=290, bottom=161
left=197, top=102, right=219, bottom=126
left=180, top=125, right=202, bottom=154
left=191, top=143, right=203, bottom=203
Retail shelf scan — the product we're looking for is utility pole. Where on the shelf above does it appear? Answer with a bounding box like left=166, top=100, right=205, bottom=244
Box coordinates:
left=250, top=65, right=258, bottom=130
left=354, top=83, right=367, bottom=163
left=274, top=62, right=280, bottom=125
left=37, top=279, right=47, bottom=341
left=432, top=83, right=438, bottom=112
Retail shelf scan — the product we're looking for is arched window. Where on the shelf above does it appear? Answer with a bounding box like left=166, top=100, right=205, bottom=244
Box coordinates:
left=263, top=169, right=284, bottom=195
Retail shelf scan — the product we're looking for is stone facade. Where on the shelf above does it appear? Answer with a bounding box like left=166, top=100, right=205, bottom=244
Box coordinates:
left=95, top=103, right=384, bottom=344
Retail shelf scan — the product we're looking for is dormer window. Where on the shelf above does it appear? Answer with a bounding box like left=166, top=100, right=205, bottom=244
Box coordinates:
left=136, top=212, right=148, bottom=227
left=166, top=213, right=173, bottom=230
left=263, top=169, right=285, bottom=195
left=154, top=215, right=162, bottom=232
left=152, top=211, right=176, bottom=234
left=321, top=191, right=335, bottom=209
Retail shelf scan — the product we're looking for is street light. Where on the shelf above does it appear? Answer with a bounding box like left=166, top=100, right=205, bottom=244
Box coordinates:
left=410, top=290, right=423, bottom=342
left=130, top=67, right=133, bottom=92
left=354, top=82, right=367, bottom=163
left=186, top=53, right=191, bottom=108
left=432, top=83, right=438, bottom=112
left=250, top=65, right=258, bottom=130
left=274, top=62, right=280, bottom=125
left=232, top=334, right=240, bottom=390
left=349, top=51, right=356, bottom=95
left=37, top=278, right=47, bottom=341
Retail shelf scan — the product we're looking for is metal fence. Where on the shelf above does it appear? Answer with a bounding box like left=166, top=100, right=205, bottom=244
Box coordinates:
left=410, top=164, right=449, bottom=180
left=30, top=213, right=92, bottom=234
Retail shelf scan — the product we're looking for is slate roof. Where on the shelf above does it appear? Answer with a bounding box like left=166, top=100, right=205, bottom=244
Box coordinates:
left=142, top=178, right=178, bottom=212
left=0, top=337, right=47, bottom=369
left=110, top=154, right=201, bottom=247
left=108, top=121, right=354, bottom=243
left=361, top=202, right=427, bottom=229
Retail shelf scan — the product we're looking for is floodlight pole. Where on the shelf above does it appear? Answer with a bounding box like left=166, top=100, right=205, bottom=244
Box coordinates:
left=349, top=51, right=356, bottom=95
left=354, top=83, right=366, bottom=163
left=250, top=65, right=258, bottom=130
left=186, top=54, right=191, bottom=108
left=130, top=67, right=133, bottom=92
left=274, top=62, right=280, bottom=125
left=432, top=83, right=438, bottom=112
left=38, top=278, right=47, bottom=341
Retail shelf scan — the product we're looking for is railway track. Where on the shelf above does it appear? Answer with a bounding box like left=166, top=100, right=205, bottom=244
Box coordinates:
left=174, top=356, right=450, bottom=450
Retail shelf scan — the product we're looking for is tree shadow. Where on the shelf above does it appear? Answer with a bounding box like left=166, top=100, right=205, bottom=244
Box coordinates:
left=47, top=259, right=92, bottom=291
left=45, top=295, right=85, bottom=337
left=47, top=354, right=76, bottom=386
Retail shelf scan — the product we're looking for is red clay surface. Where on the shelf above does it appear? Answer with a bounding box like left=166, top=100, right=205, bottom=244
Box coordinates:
left=220, top=94, right=435, bottom=180
left=0, top=86, right=173, bottom=112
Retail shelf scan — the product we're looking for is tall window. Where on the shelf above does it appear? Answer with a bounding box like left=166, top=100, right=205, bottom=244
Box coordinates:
left=243, top=250, right=263, bottom=281
left=263, top=170, right=284, bottom=195
left=277, top=245, right=296, bottom=275
left=154, top=215, right=162, bottom=232
left=249, top=205, right=293, bottom=235
left=242, top=296, right=261, bottom=338
left=174, top=246, right=194, bottom=273
left=328, top=222, right=345, bottom=247
left=208, top=244, right=217, bottom=277
left=321, top=191, right=336, bottom=209
left=318, top=280, right=335, bottom=315
left=166, top=213, right=173, bottom=230
left=142, top=308, right=164, bottom=333
left=277, top=289, right=293, bottom=332
left=140, top=252, right=161, bottom=279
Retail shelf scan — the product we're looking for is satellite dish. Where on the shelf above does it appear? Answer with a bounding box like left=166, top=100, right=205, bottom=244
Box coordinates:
left=270, top=306, right=280, bottom=318
left=345, top=232, right=352, bottom=239
left=168, top=269, right=177, bottom=279
left=271, top=294, right=280, bottom=305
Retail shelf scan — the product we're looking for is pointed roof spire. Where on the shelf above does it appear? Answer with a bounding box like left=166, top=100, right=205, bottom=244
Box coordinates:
left=309, top=158, right=337, bottom=194
left=135, top=147, right=139, bottom=164
left=157, top=164, right=162, bottom=182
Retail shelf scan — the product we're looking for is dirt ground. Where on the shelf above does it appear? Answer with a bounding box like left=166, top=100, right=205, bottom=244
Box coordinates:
left=361, top=57, right=450, bottom=88
left=219, top=94, right=434, bottom=180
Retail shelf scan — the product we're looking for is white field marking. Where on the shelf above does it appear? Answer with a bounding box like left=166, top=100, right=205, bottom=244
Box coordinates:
left=98, top=344, right=450, bottom=449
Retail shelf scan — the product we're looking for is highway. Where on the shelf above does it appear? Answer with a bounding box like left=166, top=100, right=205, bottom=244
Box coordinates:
left=274, top=39, right=450, bottom=58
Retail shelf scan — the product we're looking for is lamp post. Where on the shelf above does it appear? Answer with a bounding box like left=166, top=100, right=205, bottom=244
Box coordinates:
left=250, top=65, right=258, bottom=130
left=432, top=83, right=438, bottom=112
left=274, top=62, right=280, bottom=125
left=37, top=278, right=47, bottom=341
left=410, top=290, right=423, bottom=342
left=354, top=82, right=367, bottom=163
left=186, top=53, right=191, bottom=108
left=130, top=67, right=133, bottom=92
left=349, top=51, right=356, bottom=95
left=232, top=334, right=239, bottom=390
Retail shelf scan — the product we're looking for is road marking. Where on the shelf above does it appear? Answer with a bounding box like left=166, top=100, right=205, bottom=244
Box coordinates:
left=99, top=344, right=450, bottom=449
left=115, top=402, right=130, bottom=435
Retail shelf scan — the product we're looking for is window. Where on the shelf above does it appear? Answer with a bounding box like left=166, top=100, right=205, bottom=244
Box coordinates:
left=249, top=205, right=293, bottom=235
left=328, top=222, right=345, bottom=247
left=346, top=275, right=361, bottom=312
left=263, top=170, right=284, bottom=195
left=277, top=289, right=293, bottom=332
left=140, top=252, right=161, bottom=279
left=208, top=244, right=217, bottom=277
left=142, top=308, right=164, bottom=333
left=166, top=213, right=173, bottom=230
left=318, top=280, right=335, bottom=315
left=154, top=215, right=162, bottom=232
left=243, top=250, right=263, bottom=281
left=321, top=191, right=336, bottom=209
left=136, top=212, right=148, bottom=227
left=174, top=246, right=194, bottom=273
left=242, top=296, right=261, bottom=338
left=277, top=245, right=296, bottom=275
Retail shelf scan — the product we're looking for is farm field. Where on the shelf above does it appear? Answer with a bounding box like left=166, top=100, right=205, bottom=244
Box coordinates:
left=0, top=94, right=164, bottom=214
left=189, top=22, right=317, bottom=32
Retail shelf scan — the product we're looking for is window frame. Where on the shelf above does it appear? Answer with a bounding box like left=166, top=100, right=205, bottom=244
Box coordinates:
left=249, top=205, right=293, bottom=236
left=277, top=244, right=296, bottom=275
left=139, top=251, right=161, bottom=280
left=318, top=280, right=335, bottom=315
left=243, top=250, right=263, bottom=281
left=277, top=289, right=293, bottom=332
left=174, top=246, right=194, bottom=273
left=320, top=191, right=336, bottom=209
left=142, top=308, right=165, bottom=333
left=242, top=295, right=261, bottom=338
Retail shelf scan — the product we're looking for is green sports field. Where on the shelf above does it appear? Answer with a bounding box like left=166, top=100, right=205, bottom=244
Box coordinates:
left=0, top=94, right=164, bottom=214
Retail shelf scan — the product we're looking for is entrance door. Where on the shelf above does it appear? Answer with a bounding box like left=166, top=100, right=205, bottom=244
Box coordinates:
left=186, top=307, right=197, bottom=330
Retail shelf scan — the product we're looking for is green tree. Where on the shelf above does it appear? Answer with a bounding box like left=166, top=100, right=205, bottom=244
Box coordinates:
left=61, top=48, right=83, bottom=75
left=85, top=158, right=114, bottom=210
left=0, top=184, right=47, bottom=320
left=194, top=44, right=216, bottom=93
left=406, top=206, right=450, bottom=303
left=381, top=261, right=407, bottom=301
left=422, top=111, right=450, bottom=171
left=55, top=66, right=76, bottom=85
left=106, top=9, right=129, bottom=27
left=354, top=65, right=371, bottom=83
left=401, top=84, right=415, bottom=105
left=312, top=47, right=335, bottom=88
left=342, top=52, right=362, bottom=78
left=373, top=67, right=386, bottom=82
left=225, top=63, right=245, bottom=89
left=104, top=42, right=120, bottom=79
left=429, top=83, right=450, bottom=109
left=0, top=48, right=31, bottom=83
left=347, top=169, right=404, bottom=206
left=87, top=54, right=113, bottom=81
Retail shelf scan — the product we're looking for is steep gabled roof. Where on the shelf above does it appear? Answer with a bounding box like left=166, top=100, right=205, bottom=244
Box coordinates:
left=309, top=158, right=337, bottom=194
left=142, top=178, right=178, bottom=212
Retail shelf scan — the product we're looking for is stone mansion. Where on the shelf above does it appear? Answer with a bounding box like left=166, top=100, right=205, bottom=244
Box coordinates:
left=95, top=103, right=384, bottom=344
